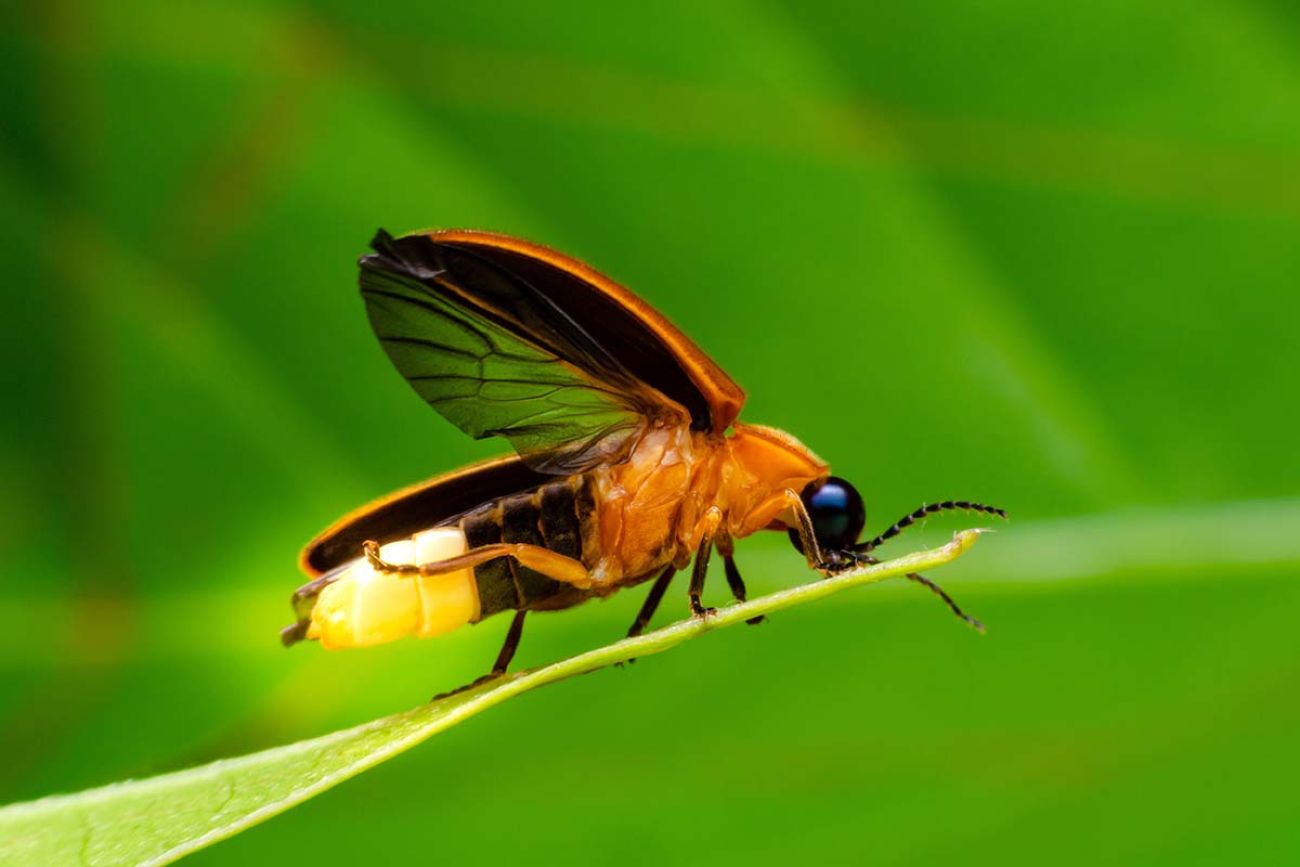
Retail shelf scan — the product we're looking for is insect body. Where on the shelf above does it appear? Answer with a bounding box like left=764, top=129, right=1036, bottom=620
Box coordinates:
left=282, top=230, right=1005, bottom=683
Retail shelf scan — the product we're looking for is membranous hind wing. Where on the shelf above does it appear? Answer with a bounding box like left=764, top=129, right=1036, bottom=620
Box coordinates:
left=300, top=454, right=551, bottom=577
left=360, top=229, right=746, bottom=473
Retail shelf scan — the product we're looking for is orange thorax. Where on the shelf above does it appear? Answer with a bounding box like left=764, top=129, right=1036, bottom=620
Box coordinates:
left=588, top=422, right=828, bottom=586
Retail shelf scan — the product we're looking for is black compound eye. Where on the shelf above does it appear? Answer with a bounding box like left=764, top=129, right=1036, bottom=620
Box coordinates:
left=788, top=476, right=866, bottom=554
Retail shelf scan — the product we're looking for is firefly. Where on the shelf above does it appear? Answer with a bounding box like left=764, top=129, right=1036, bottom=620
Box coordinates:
left=282, top=230, right=1005, bottom=687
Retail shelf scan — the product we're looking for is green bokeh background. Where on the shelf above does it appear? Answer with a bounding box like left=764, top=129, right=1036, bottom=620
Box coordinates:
left=3, top=1, right=1299, bottom=864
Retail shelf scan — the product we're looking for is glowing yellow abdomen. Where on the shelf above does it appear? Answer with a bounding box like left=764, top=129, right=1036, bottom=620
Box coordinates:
left=306, top=527, right=480, bottom=649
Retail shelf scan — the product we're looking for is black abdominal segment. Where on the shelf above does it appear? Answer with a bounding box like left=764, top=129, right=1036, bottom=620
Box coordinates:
left=462, top=474, right=595, bottom=618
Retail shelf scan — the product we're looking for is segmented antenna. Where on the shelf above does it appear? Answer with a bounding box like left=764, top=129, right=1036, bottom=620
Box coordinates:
left=854, top=552, right=985, bottom=633
left=906, top=572, right=985, bottom=633
left=857, top=500, right=1007, bottom=553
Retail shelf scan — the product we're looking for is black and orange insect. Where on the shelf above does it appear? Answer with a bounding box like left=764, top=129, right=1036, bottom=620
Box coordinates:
left=281, top=229, right=1005, bottom=685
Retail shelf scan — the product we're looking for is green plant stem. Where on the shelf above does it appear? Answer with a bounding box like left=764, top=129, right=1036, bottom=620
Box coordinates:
left=0, top=530, right=984, bottom=867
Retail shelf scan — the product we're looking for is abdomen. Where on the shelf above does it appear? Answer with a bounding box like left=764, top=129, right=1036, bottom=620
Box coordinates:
left=293, top=474, right=602, bottom=649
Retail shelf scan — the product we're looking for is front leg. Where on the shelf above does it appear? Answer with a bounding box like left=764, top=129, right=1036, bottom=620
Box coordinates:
left=723, top=554, right=766, bottom=625
left=714, top=536, right=764, bottom=625
left=626, top=566, right=677, bottom=639
left=744, top=488, right=834, bottom=573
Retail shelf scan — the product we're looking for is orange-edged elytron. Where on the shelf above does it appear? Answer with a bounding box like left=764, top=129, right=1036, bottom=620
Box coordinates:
left=282, top=229, right=1006, bottom=683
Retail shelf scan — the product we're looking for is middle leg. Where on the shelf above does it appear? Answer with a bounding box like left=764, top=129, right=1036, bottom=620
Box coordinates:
left=619, top=565, right=677, bottom=668
left=626, top=566, right=677, bottom=639
left=689, top=536, right=716, bottom=618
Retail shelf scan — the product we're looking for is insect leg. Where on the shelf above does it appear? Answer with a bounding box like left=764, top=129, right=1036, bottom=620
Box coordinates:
left=617, top=566, right=677, bottom=668
left=433, top=607, right=530, bottom=701
left=732, top=489, right=830, bottom=571
left=626, top=566, right=676, bottom=638
left=722, top=555, right=766, bottom=625
left=857, top=501, right=1008, bottom=554
left=682, top=507, right=725, bottom=618
left=363, top=540, right=592, bottom=589
left=689, top=536, right=716, bottom=618
left=790, top=499, right=826, bottom=571
left=491, top=609, right=528, bottom=674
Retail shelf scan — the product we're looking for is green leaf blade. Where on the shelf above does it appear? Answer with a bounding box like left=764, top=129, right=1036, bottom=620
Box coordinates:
left=0, top=532, right=983, bottom=867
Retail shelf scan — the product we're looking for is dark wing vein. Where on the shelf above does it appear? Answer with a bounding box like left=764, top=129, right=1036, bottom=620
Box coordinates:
left=360, top=237, right=659, bottom=473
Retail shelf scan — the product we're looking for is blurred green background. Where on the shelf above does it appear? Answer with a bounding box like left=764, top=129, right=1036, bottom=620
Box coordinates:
left=3, top=1, right=1299, bottom=864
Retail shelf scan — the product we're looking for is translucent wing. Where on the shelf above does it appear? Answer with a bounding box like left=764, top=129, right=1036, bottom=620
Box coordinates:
left=361, top=230, right=696, bottom=473
left=412, top=229, right=746, bottom=434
